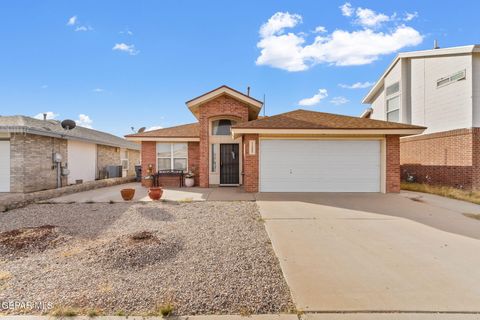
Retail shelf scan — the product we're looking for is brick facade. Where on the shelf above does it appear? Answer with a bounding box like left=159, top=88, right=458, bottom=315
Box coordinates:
left=96, top=144, right=120, bottom=179
left=242, top=134, right=259, bottom=192
left=198, top=95, right=249, bottom=187
left=10, top=133, right=68, bottom=193
left=141, top=141, right=157, bottom=186
left=400, top=128, right=477, bottom=189
left=188, top=142, right=200, bottom=186
left=386, top=135, right=401, bottom=193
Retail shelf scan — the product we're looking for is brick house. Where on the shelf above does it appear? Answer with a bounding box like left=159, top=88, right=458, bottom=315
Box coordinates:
left=0, top=115, right=140, bottom=193
left=362, top=44, right=480, bottom=189
left=126, top=85, right=424, bottom=193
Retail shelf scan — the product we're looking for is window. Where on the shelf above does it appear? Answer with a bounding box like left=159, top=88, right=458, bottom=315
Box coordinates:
left=211, top=144, right=217, bottom=172
left=120, top=149, right=129, bottom=170
left=386, top=96, right=400, bottom=122
left=385, top=81, right=400, bottom=122
left=437, top=69, right=466, bottom=88
left=212, top=119, right=236, bottom=135
left=156, top=143, right=188, bottom=171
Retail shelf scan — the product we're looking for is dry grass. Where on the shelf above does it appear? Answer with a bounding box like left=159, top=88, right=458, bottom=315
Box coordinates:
left=463, top=213, right=480, bottom=220
left=0, top=270, right=11, bottom=281
left=401, top=182, right=480, bottom=205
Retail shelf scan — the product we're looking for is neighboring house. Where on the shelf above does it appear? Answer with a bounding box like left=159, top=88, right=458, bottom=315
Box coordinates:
left=126, top=85, right=423, bottom=193
left=362, top=44, right=480, bottom=189
left=0, top=115, right=140, bottom=193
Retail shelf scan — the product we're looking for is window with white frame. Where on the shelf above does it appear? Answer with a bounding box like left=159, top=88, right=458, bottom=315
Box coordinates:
left=156, top=143, right=188, bottom=171
left=385, top=82, right=400, bottom=122
left=120, top=149, right=129, bottom=170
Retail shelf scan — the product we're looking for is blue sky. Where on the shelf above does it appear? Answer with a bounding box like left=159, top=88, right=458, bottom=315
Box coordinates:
left=0, top=0, right=479, bottom=136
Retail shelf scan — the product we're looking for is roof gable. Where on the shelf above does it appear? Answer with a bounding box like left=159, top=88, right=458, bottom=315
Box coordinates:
left=125, top=122, right=199, bottom=140
left=186, top=85, right=263, bottom=120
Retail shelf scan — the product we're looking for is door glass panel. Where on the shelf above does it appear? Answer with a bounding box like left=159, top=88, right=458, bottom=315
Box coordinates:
left=211, top=144, right=216, bottom=172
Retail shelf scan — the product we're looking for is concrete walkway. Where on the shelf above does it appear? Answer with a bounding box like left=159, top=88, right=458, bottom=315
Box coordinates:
left=257, top=193, right=480, bottom=313
left=49, top=182, right=255, bottom=203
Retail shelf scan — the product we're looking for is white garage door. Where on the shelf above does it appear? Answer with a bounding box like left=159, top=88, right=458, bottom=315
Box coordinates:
left=260, top=140, right=381, bottom=192
left=68, top=140, right=97, bottom=185
left=0, top=141, right=10, bottom=192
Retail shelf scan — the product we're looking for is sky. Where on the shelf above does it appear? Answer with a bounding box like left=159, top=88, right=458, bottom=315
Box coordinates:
left=0, top=0, right=479, bottom=136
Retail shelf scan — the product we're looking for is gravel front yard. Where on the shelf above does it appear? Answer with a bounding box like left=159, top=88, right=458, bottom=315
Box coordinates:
left=0, top=201, right=293, bottom=316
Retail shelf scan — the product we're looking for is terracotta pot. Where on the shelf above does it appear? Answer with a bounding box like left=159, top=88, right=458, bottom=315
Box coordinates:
left=148, top=187, right=163, bottom=201
left=120, top=188, right=135, bottom=201
left=143, top=177, right=153, bottom=188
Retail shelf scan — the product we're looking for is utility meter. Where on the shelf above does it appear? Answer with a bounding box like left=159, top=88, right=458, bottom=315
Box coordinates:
left=52, top=152, right=62, bottom=163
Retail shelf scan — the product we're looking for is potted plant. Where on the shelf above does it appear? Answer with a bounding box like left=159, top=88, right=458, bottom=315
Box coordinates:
left=120, top=188, right=135, bottom=201
left=148, top=187, right=163, bottom=200
left=184, top=171, right=195, bottom=187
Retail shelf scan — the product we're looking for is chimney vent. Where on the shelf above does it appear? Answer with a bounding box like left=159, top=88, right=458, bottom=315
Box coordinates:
left=247, top=86, right=250, bottom=96
left=43, top=113, right=47, bottom=121
left=433, top=40, right=440, bottom=49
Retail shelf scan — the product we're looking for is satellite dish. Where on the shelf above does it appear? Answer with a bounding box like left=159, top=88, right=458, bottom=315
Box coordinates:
left=138, top=127, right=146, bottom=133
left=61, top=119, right=76, bottom=131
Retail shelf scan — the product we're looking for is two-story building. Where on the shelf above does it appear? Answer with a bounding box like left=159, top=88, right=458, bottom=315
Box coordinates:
left=362, top=45, right=480, bottom=189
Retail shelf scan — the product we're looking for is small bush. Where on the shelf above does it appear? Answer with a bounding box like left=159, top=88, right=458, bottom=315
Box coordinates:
left=115, top=310, right=125, bottom=316
left=50, top=306, right=78, bottom=317
left=87, top=309, right=100, bottom=317
left=401, top=182, right=480, bottom=205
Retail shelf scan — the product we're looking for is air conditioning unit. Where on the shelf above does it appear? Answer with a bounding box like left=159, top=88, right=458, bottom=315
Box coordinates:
left=106, top=165, right=122, bottom=178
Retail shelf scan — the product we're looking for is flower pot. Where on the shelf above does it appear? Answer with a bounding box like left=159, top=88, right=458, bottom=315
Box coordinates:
left=148, top=187, right=163, bottom=201
left=143, top=177, right=153, bottom=188
left=120, top=188, right=135, bottom=201
left=184, top=177, right=195, bottom=187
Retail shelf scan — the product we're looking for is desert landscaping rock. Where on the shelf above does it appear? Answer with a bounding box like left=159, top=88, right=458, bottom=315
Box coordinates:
left=0, top=202, right=293, bottom=315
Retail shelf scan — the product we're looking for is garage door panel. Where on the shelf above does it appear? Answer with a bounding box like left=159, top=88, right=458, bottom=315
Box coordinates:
left=0, top=141, right=10, bottom=192
left=68, top=140, right=96, bottom=185
left=260, top=140, right=381, bottom=192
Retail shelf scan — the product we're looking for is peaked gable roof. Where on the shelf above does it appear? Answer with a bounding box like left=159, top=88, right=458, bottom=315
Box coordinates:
left=186, top=85, right=263, bottom=120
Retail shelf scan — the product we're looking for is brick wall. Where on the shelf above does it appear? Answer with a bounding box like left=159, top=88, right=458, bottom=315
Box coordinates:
left=198, top=95, right=249, bottom=187
left=10, top=133, right=67, bottom=193
left=400, top=129, right=473, bottom=188
left=243, top=134, right=259, bottom=192
left=188, top=142, right=200, bottom=186
left=386, top=135, right=401, bottom=193
left=96, top=144, right=120, bottom=179
left=141, top=141, right=156, bottom=186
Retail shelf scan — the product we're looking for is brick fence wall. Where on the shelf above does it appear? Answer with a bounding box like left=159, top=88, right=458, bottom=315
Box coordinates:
left=386, top=135, right=401, bottom=193
left=400, top=129, right=474, bottom=188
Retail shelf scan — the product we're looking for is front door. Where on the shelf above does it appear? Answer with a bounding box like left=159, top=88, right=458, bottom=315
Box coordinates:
left=220, top=144, right=239, bottom=185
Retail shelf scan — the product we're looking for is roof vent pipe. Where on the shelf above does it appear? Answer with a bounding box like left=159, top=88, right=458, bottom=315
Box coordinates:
left=433, top=39, right=440, bottom=49
left=247, top=86, right=250, bottom=96
left=43, top=113, right=47, bottom=121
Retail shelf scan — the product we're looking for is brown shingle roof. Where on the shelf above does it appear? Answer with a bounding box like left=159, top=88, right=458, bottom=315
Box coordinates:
left=125, top=122, right=199, bottom=138
left=232, top=109, right=426, bottom=130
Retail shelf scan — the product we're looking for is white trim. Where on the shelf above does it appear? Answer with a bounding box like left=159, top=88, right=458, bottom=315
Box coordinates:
left=232, top=128, right=425, bottom=137
left=186, top=86, right=263, bottom=109
left=126, top=137, right=199, bottom=142
left=155, top=142, right=189, bottom=171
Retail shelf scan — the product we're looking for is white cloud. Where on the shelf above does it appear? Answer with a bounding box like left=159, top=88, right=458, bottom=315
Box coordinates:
left=75, top=25, right=93, bottom=32
left=339, top=81, right=374, bottom=89
left=259, top=12, right=302, bottom=38
left=298, top=89, right=328, bottom=106
left=112, top=43, right=139, bottom=56
left=340, top=3, right=354, bottom=17
left=92, top=88, right=104, bottom=93
left=314, top=26, right=327, bottom=33
left=330, top=96, right=349, bottom=105
left=355, top=7, right=390, bottom=28
left=67, top=15, right=77, bottom=26
left=41, top=84, right=48, bottom=89
left=256, top=11, right=423, bottom=71
left=76, top=114, right=93, bottom=129
left=34, top=111, right=59, bottom=120
left=146, top=126, right=163, bottom=131
left=120, top=28, right=133, bottom=35
left=404, top=12, right=418, bottom=21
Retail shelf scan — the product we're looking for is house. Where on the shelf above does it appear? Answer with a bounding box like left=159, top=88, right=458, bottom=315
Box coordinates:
left=362, top=44, right=480, bottom=189
left=0, top=115, right=140, bottom=193
left=126, top=85, right=424, bottom=193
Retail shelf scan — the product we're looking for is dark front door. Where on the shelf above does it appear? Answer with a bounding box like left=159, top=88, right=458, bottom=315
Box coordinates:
left=220, top=144, right=240, bottom=185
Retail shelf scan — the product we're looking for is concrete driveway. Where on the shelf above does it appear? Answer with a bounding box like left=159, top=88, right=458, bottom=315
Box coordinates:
left=256, top=192, right=480, bottom=313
